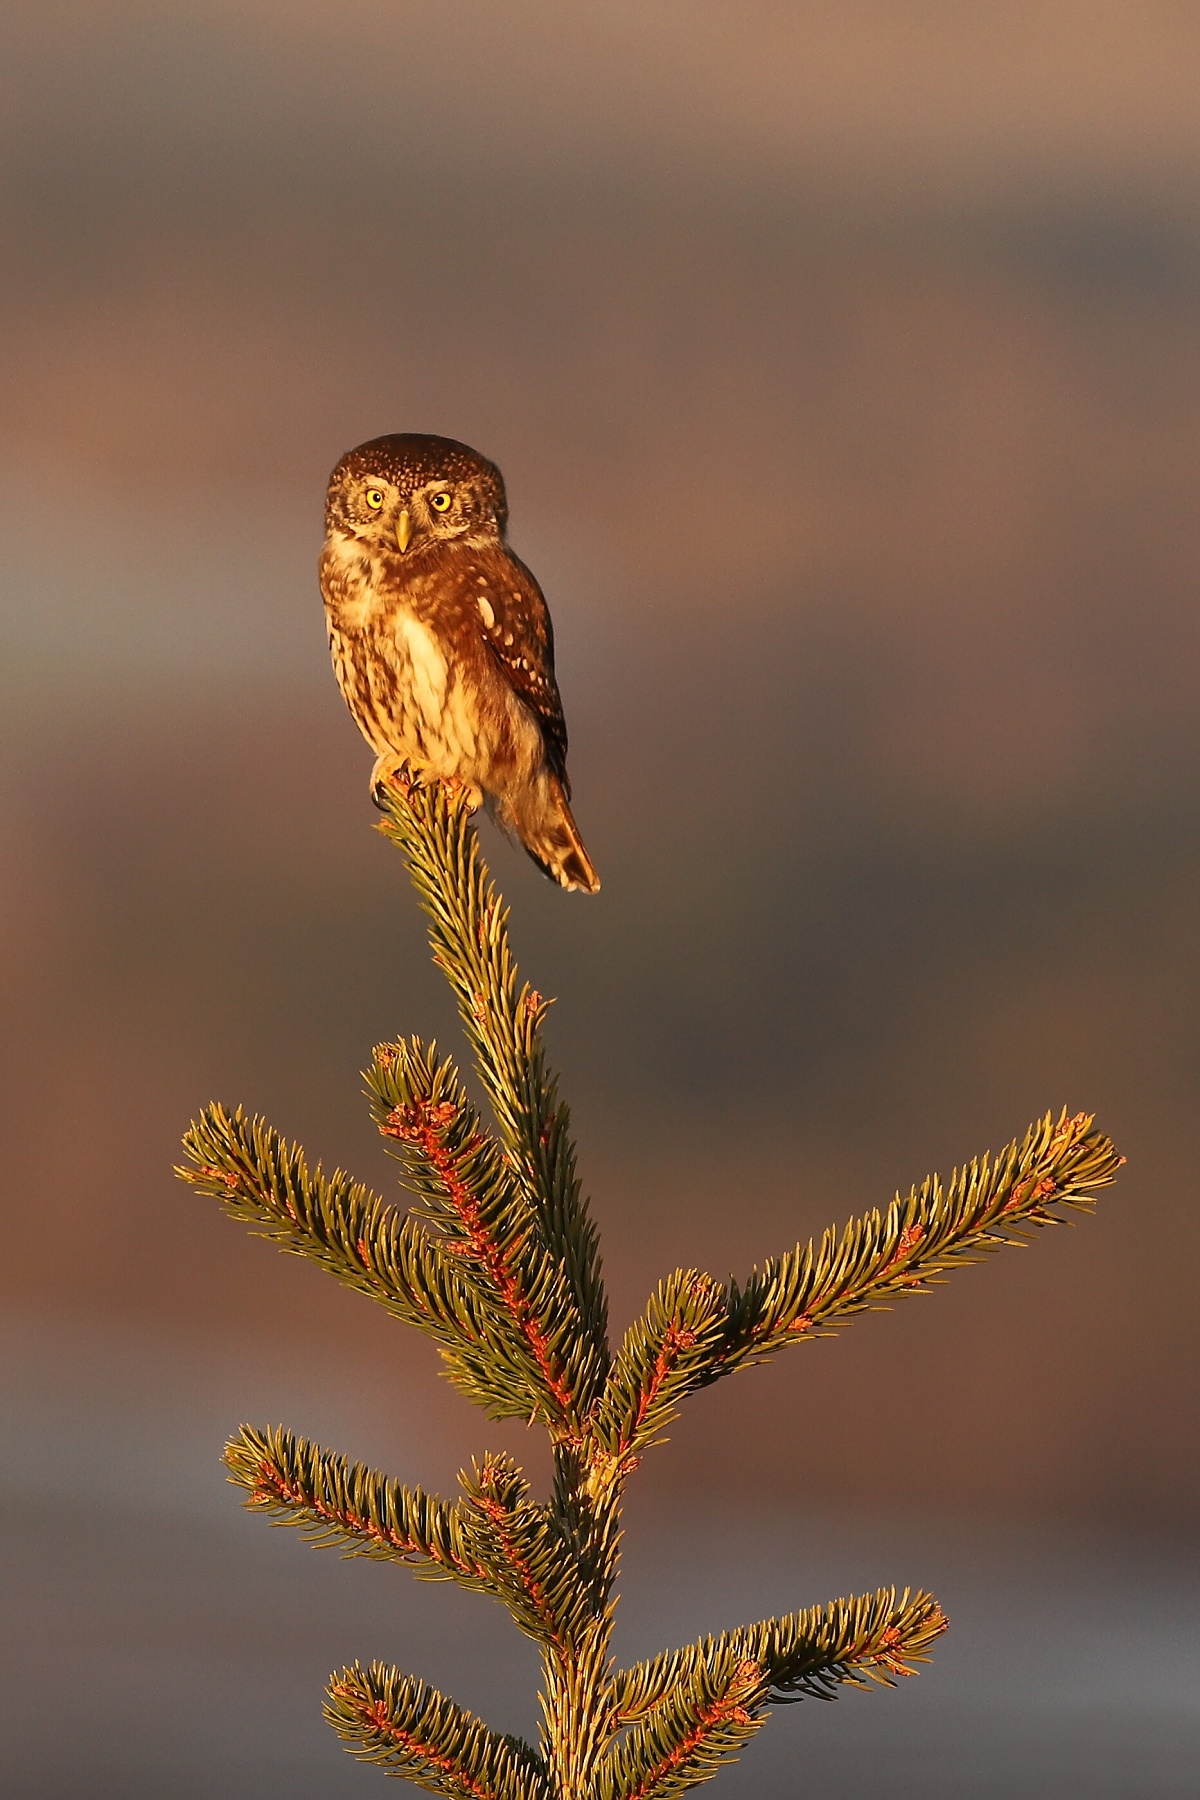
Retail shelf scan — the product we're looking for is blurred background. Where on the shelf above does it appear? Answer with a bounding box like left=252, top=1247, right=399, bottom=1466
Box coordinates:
left=1, top=3, right=1198, bottom=1794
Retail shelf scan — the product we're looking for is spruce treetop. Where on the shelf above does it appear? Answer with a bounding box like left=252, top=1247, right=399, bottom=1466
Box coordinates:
left=180, top=777, right=1121, bottom=1800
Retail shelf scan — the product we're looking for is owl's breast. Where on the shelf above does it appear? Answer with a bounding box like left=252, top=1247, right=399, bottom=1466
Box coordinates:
left=320, top=533, right=544, bottom=794
left=324, top=565, right=484, bottom=776
left=395, top=611, right=449, bottom=722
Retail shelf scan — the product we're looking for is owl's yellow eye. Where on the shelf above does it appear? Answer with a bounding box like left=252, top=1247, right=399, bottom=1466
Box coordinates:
left=429, top=491, right=453, bottom=512
left=365, top=488, right=385, bottom=510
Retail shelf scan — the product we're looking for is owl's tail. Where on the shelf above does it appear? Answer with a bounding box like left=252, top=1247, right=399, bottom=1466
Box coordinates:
left=510, top=772, right=601, bottom=894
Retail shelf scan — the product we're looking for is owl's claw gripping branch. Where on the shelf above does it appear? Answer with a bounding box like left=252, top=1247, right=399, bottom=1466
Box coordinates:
left=368, top=753, right=415, bottom=805
left=178, top=497, right=1120, bottom=1797
left=369, top=760, right=483, bottom=816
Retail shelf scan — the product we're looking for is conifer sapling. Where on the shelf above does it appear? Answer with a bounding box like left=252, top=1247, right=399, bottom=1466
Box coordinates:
left=180, top=776, right=1122, bottom=1799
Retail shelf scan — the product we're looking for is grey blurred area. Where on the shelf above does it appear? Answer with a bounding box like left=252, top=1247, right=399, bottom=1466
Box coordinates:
left=2, top=1308, right=1197, bottom=1799
left=1, top=4, right=1198, bottom=1794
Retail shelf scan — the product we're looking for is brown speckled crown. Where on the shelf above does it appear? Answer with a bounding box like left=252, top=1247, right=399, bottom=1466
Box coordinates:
left=328, top=433, right=508, bottom=530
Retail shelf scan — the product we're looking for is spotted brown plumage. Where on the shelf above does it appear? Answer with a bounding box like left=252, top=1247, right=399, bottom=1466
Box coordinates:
left=320, top=433, right=599, bottom=894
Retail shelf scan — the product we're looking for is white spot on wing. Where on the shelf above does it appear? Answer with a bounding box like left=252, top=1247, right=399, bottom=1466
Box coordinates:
left=477, top=595, right=495, bottom=629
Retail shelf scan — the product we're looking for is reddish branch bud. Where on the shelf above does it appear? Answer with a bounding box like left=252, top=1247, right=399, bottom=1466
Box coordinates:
left=881, top=1223, right=926, bottom=1277
left=1048, top=1112, right=1090, bottom=1156
left=196, top=1163, right=240, bottom=1192
left=381, top=1098, right=459, bottom=1146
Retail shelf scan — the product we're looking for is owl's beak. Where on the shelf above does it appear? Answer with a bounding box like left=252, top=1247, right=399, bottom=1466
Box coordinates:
left=395, top=509, right=413, bottom=553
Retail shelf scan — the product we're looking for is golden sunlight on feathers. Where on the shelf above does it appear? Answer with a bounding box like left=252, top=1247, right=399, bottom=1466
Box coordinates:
left=320, top=432, right=600, bottom=894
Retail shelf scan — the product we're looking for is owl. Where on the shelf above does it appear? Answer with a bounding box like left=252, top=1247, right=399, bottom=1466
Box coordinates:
left=320, top=433, right=600, bottom=894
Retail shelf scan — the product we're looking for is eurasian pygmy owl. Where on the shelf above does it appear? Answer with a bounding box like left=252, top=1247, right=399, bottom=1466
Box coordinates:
left=320, top=433, right=599, bottom=894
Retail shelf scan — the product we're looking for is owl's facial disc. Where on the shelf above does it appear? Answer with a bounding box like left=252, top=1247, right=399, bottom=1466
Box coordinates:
left=410, top=479, right=497, bottom=547
left=328, top=465, right=499, bottom=553
left=333, top=476, right=401, bottom=541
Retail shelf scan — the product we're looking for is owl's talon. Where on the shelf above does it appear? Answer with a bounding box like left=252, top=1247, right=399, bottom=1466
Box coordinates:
left=370, top=755, right=421, bottom=808
left=439, top=776, right=483, bottom=813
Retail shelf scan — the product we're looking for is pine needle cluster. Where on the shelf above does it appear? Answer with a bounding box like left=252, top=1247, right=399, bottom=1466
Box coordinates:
left=179, top=778, right=1122, bottom=1799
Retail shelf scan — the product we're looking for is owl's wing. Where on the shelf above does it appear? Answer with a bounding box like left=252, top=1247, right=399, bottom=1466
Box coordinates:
left=467, top=546, right=571, bottom=784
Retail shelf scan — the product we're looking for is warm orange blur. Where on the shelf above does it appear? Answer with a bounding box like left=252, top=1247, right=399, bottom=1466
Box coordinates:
left=1, top=7, right=1197, bottom=1794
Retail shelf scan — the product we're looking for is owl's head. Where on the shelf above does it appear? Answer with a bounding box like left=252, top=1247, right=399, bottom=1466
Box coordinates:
left=325, top=434, right=508, bottom=556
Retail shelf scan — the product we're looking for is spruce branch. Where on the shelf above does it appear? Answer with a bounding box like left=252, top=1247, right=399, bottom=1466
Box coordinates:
left=367, top=1035, right=604, bottom=1433
left=611, top=1585, right=947, bottom=1726
left=705, top=1108, right=1122, bottom=1384
left=599, top=1109, right=1123, bottom=1454
left=223, top=1424, right=490, bottom=1586
left=456, top=1453, right=602, bottom=1650
left=327, top=1662, right=550, bottom=1800
left=178, top=1105, right=557, bottom=1421
left=598, top=1645, right=767, bottom=1800
left=374, top=777, right=609, bottom=1398
left=592, top=1271, right=729, bottom=1473
left=225, top=1426, right=606, bottom=1651
left=601, top=1590, right=945, bottom=1800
